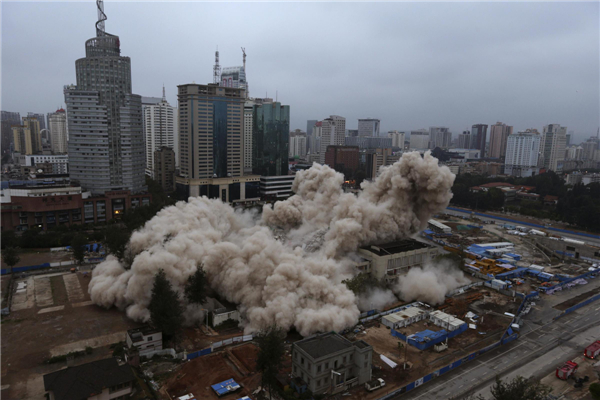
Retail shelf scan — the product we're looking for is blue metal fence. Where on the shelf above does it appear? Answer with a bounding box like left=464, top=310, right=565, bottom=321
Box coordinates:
left=1, top=263, right=51, bottom=275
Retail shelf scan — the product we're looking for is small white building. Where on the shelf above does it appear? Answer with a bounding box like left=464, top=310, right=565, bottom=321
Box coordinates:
left=428, top=310, right=466, bottom=332
left=427, top=219, right=451, bottom=234
left=126, top=326, right=162, bottom=357
left=382, top=307, right=428, bottom=329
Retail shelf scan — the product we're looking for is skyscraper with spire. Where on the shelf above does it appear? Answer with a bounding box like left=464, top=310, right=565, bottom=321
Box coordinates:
left=143, top=86, right=178, bottom=177
left=64, top=0, right=146, bottom=195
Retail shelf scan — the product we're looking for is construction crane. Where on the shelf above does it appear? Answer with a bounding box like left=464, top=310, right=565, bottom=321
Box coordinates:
left=241, top=47, right=246, bottom=71
left=213, top=47, right=221, bottom=85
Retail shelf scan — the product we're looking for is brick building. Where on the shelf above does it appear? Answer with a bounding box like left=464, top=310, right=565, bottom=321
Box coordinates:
left=1, top=185, right=151, bottom=231
left=324, top=145, right=359, bottom=176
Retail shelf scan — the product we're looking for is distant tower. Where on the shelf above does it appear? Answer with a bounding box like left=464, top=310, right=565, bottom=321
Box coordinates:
left=241, top=47, right=248, bottom=98
left=213, top=48, right=221, bottom=84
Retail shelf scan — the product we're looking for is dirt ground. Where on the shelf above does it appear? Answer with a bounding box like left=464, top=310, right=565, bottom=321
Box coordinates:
left=0, top=249, right=73, bottom=269
left=161, top=343, right=261, bottom=400
left=1, top=271, right=138, bottom=400
left=554, top=287, right=600, bottom=311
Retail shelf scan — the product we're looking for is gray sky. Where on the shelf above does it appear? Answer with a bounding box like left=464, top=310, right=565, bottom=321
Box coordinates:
left=2, top=1, right=599, bottom=143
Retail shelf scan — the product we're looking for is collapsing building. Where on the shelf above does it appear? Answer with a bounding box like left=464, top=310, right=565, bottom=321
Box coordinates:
left=356, top=239, right=439, bottom=281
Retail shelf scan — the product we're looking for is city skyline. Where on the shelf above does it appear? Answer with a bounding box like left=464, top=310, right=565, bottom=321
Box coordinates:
left=1, top=2, right=599, bottom=143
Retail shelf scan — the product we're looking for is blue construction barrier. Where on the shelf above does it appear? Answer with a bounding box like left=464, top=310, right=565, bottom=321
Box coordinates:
left=541, top=270, right=597, bottom=293
left=1, top=263, right=51, bottom=275
left=555, top=293, right=600, bottom=320
left=446, top=207, right=600, bottom=240
left=186, top=347, right=212, bottom=360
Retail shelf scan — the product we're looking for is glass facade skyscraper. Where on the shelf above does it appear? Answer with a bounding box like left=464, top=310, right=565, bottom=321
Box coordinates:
left=64, top=3, right=146, bottom=195
left=252, top=102, right=290, bottom=176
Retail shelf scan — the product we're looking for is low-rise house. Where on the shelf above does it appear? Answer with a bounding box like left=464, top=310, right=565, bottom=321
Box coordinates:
left=43, top=358, right=134, bottom=400
left=126, top=326, right=162, bottom=358
left=292, top=332, right=373, bottom=394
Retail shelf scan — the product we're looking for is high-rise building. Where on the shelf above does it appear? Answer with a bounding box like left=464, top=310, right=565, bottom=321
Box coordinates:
left=539, top=124, right=567, bottom=171
left=27, top=112, right=47, bottom=131
left=488, top=122, right=513, bottom=159
left=388, top=131, right=405, bottom=148
left=565, top=146, right=583, bottom=160
left=346, top=129, right=359, bottom=137
left=306, top=119, right=318, bottom=156
left=429, top=127, right=452, bottom=149
left=470, top=124, right=488, bottom=157
left=143, top=88, right=177, bottom=178
left=253, top=101, right=290, bottom=176
left=324, top=145, right=359, bottom=176
left=1, top=111, right=21, bottom=154
left=366, top=148, right=393, bottom=179
left=358, top=118, right=380, bottom=137
left=289, top=130, right=307, bottom=158
left=12, top=117, right=42, bottom=155
left=409, top=129, right=429, bottom=149
left=566, top=131, right=574, bottom=147
left=581, top=137, right=600, bottom=161
left=154, top=146, right=176, bottom=192
left=504, top=131, right=541, bottom=177
left=176, top=83, right=260, bottom=201
left=457, top=131, right=471, bottom=149
left=243, top=101, right=254, bottom=174
left=345, top=136, right=392, bottom=150
left=48, top=108, right=68, bottom=154
left=309, top=121, right=322, bottom=159
left=320, top=116, right=346, bottom=164
left=64, top=2, right=146, bottom=195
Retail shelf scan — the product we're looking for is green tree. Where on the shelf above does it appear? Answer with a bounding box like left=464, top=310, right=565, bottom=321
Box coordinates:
left=1, top=231, right=18, bottom=249
left=71, top=234, right=87, bottom=265
left=103, top=225, right=130, bottom=260
left=256, top=325, right=286, bottom=400
left=2, top=247, right=21, bottom=273
left=342, top=273, right=381, bottom=295
left=590, top=382, right=600, bottom=400
left=184, top=265, right=208, bottom=305
left=148, top=269, right=183, bottom=339
left=476, top=376, right=551, bottom=400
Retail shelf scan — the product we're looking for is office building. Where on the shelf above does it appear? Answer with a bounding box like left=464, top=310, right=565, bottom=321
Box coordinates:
left=310, top=121, right=322, bottom=158
left=1, top=184, right=150, bottom=231
left=252, top=101, right=290, bottom=176
left=12, top=117, right=42, bottom=155
left=566, top=131, right=573, bottom=147
left=40, top=129, right=52, bottom=151
left=470, top=124, right=488, bottom=157
left=539, top=124, right=567, bottom=171
left=457, top=131, right=471, bottom=149
left=289, top=130, right=307, bottom=158
left=243, top=101, right=254, bottom=173
left=319, top=116, right=346, bottom=164
left=345, top=136, right=392, bottom=150
left=388, top=131, right=405, bottom=148
left=357, top=239, right=438, bottom=281
left=143, top=88, right=177, bottom=178
left=64, top=3, right=146, bottom=195
left=1, top=111, right=21, bottom=154
left=504, top=131, right=541, bottom=177
left=176, top=83, right=260, bottom=202
left=488, top=122, right=513, bottom=159
left=581, top=137, right=600, bottom=161
left=346, top=129, right=359, bottom=137
left=260, top=175, right=295, bottom=200
left=358, top=118, right=380, bottom=137
left=17, top=154, right=69, bottom=174
left=324, top=145, right=359, bottom=176
left=27, top=112, right=47, bottom=131
left=409, top=129, right=429, bottom=149
left=48, top=109, right=68, bottom=154
left=565, top=146, right=583, bottom=160
left=429, top=127, right=452, bottom=149
left=220, top=66, right=248, bottom=93
left=292, top=332, right=372, bottom=395
left=154, top=146, right=176, bottom=192
left=365, top=148, right=393, bottom=179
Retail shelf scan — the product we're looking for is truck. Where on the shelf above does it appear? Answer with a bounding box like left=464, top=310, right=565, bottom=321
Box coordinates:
left=584, top=341, right=600, bottom=359
left=365, top=378, right=386, bottom=392
left=556, top=361, right=578, bottom=380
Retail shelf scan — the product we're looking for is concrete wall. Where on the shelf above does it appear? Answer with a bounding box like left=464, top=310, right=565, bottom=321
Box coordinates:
left=534, top=236, right=600, bottom=263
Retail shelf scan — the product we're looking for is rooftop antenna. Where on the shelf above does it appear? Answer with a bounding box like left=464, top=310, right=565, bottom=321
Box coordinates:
left=213, top=46, right=221, bottom=85
left=162, top=84, right=166, bottom=101
left=96, top=0, right=107, bottom=37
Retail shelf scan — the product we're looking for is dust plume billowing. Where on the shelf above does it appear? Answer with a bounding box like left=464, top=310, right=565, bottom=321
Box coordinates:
left=357, top=288, right=398, bottom=312
left=89, top=151, right=455, bottom=336
left=393, top=259, right=470, bottom=305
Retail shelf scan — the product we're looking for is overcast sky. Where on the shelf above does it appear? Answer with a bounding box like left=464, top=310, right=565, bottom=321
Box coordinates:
left=2, top=1, right=599, bottom=143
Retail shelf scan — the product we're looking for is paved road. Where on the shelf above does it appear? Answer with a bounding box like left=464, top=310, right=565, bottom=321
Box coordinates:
left=397, top=297, right=600, bottom=400
left=444, top=207, right=600, bottom=247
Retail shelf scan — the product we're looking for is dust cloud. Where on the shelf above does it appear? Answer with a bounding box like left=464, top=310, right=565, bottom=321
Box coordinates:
left=89, top=151, right=455, bottom=336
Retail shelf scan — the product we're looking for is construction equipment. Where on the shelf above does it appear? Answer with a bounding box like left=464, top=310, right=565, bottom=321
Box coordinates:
left=556, top=360, right=578, bottom=380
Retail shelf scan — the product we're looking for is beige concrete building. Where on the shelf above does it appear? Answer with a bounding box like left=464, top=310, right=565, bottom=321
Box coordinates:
left=176, top=83, right=260, bottom=202
left=358, top=240, right=438, bottom=281
left=12, top=117, right=42, bottom=155
left=488, top=122, right=513, bottom=159
left=319, top=116, right=346, bottom=164
left=154, top=146, right=176, bottom=192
